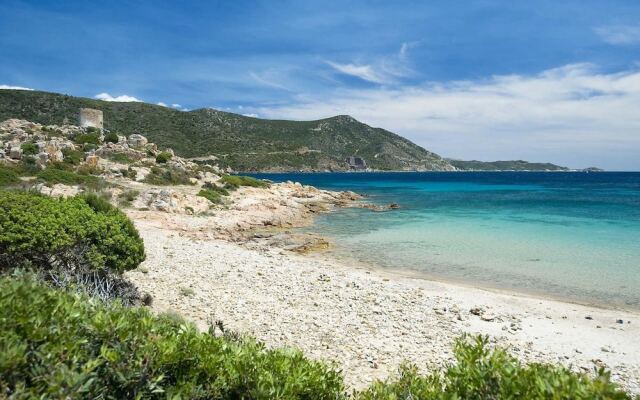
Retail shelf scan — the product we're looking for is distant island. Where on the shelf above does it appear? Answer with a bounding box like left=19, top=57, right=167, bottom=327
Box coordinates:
left=446, top=159, right=602, bottom=172
left=0, top=89, right=600, bottom=172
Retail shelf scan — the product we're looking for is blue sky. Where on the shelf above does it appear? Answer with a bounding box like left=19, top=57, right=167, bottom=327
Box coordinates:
left=1, top=0, right=640, bottom=169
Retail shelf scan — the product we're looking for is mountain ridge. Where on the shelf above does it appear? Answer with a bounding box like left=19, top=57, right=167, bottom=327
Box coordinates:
left=0, top=89, right=454, bottom=172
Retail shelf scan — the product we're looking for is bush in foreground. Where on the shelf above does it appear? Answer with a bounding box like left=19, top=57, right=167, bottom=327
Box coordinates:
left=0, top=276, right=345, bottom=399
left=0, top=191, right=144, bottom=274
left=356, top=336, right=630, bottom=399
left=0, top=275, right=632, bottom=399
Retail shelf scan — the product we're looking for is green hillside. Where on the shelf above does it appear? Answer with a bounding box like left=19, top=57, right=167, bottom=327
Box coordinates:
left=447, top=159, right=570, bottom=171
left=0, top=90, right=453, bottom=171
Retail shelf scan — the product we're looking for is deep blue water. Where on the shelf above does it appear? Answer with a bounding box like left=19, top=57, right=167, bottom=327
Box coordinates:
left=248, top=172, right=640, bottom=309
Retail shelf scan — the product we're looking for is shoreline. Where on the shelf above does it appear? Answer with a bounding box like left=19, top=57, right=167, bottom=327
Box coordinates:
left=122, top=182, right=640, bottom=394
left=307, top=244, right=640, bottom=313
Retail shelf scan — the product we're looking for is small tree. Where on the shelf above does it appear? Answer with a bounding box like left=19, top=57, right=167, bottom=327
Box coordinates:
left=155, top=151, right=172, bottom=164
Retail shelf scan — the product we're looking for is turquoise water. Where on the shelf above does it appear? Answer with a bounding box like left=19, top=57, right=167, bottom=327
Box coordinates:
left=250, top=172, right=640, bottom=309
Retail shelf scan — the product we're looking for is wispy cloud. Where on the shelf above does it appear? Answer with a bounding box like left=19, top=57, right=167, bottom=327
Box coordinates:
left=325, top=61, right=388, bottom=83
left=326, top=42, right=417, bottom=84
left=0, top=84, right=34, bottom=90
left=595, top=24, right=640, bottom=45
left=249, top=71, right=290, bottom=91
left=95, top=92, right=142, bottom=102
left=253, top=63, right=640, bottom=169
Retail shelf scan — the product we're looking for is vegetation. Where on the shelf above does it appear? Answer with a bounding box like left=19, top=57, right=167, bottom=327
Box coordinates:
left=448, top=159, right=570, bottom=171
left=61, top=147, right=84, bottom=165
left=0, top=275, right=345, bottom=399
left=0, top=276, right=631, bottom=399
left=0, top=165, right=20, bottom=187
left=143, top=166, right=193, bottom=186
left=73, top=132, right=102, bottom=146
left=197, top=188, right=223, bottom=204
left=36, top=167, right=101, bottom=188
left=19, top=141, right=38, bottom=155
left=155, top=151, right=172, bottom=163
left=357, top=336, right=630, bottom=399
left=106, top=152, right=134, bottom=164
left=0, top=191, right=144, bottom=274
left=104, top=131, right=119, bottom=143
left=0, top=89, right=453, bottom=171
left=117, top=189, right=140, bottom=207
left=221, top=174, right=269, bottom=189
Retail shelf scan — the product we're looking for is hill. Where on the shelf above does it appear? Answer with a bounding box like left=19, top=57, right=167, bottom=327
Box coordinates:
left=447, top=159, right=570, bottom=171
left=0, top=89, right=453, bottom=172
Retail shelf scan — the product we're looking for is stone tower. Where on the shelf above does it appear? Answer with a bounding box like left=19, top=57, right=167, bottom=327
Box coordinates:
left=79, top=108, right=104, bottom=129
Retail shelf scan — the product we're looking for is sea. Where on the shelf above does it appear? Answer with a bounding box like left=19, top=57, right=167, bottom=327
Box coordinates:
left=248, top=172, right=640, bottom=310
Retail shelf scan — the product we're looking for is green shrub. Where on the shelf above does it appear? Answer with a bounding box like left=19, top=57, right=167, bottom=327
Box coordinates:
left=143, top=166, right=193, bottom=186
left=0, top=191, right=144, bottom=274
left=202, top=181, right=230, bottom=196
left=0, top=277, right=631, bottom=399
left=0, top=165, right=20, bottom=187
left=83, top=143, right=97, bottom=152
left=74, top=132, right=101, bottom=145
left=104, top=132, right=119, bottom=143
left=20, top=141, right=39, bottom=155
left=62, top=148, right=84, bottom=165
left=36, top=168, right=100, bottom=187
left=155, top=151, right=172, bottom=164
left=0, top=276, right=346, bottom=399
left=107, top=153, right=134, bottom=164
left=197, top=188, right=223, bottom=204
left=356, top=336, right=630, bottom=400
left=118, top=189, right=139, bottom=207
left=221, top=174, right=269, bottom=189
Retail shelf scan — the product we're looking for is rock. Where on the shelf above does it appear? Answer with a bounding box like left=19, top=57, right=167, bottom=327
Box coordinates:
left=585, top=316, right=593, bottom=320
left=9, top=146, right=22, bottom=160
left=470, top=307, right=484, bottom=316
left=128, top=134, right=148, bottom=148
left=36, top=152, right=49, bottom=167
left=85, top=154, right=99, bottom=167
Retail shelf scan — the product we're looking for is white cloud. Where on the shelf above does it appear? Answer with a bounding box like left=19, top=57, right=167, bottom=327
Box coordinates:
left=171, top=103, right=182, bottom=108
left=157, top=102, right=168, bottom=107
left=254, top=63, right=640, bottom=170
left=242, top=113, right=259, bottom=118
left=95, top=92, right=142, bottom=102
left=326, top=42, right=416, bottom=84
left=0, top=84, right=34, bottom=90
left=595, top=25, right=640, bottom=45
left=325, top=61, right=388, bottom=84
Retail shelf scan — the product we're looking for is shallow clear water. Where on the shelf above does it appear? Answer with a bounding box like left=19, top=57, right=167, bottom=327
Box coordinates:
left=249, top=172, right=640, bottom=309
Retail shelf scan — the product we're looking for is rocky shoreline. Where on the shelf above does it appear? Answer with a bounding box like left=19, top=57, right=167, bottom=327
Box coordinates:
left=124, top=183, right=640, bottom=394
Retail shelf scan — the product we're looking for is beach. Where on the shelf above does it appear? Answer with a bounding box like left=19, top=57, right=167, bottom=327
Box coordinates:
left=125, top=182, right=640, bottom=394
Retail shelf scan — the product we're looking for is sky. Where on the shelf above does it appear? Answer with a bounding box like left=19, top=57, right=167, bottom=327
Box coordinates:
left=1, top=1, right=640, bottom=170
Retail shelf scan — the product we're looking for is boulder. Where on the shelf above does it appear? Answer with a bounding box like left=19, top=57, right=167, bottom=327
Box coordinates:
left=9, top=146, right=23, bottom=160
left=36, top=152, right=49, bottom=167
left=85, top=154, right=99, bottom=167
left=128, top=134, right=148, bottom=148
